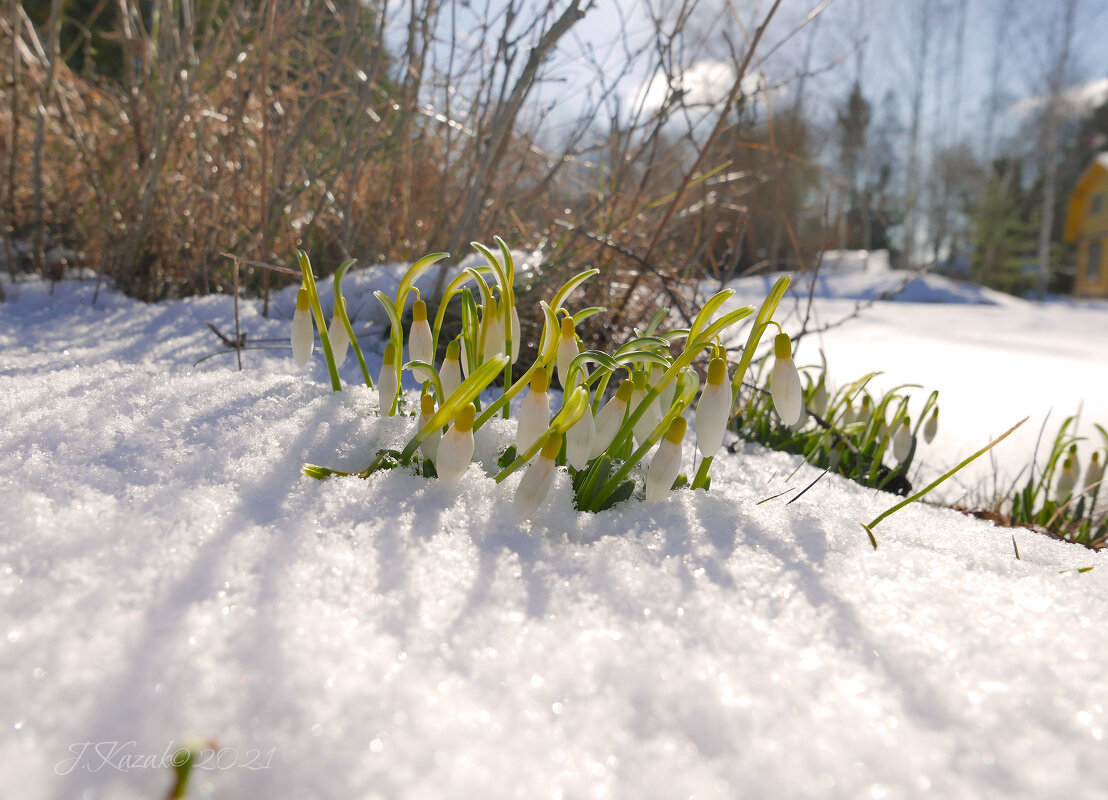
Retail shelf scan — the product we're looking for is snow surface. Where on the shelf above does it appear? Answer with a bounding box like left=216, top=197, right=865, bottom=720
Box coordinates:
left=2, top=272, right=1108, bottom=800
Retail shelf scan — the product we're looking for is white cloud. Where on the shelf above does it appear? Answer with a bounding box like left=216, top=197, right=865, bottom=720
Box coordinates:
left=632, top=59, right=770, bottom=115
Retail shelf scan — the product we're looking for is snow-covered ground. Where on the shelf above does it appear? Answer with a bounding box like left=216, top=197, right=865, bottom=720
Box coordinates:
left=2, top=269, right=1107, bottom=800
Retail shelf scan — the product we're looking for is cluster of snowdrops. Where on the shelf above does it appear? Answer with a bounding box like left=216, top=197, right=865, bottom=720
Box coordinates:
left=290, top=240, right=816, bottom=518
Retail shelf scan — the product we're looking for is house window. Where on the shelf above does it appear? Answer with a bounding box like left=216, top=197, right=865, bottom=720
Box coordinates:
left=1088, top=239, right=1103, bottom=283
left=1092, top=194, right=1105, bottom=215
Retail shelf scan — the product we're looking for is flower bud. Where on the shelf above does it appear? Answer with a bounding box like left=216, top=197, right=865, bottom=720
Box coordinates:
left=437, top=403, right=476, bottom=483
left=291, top=287, right=314, bottom=368
left=646, top=417, right=686, bottom=501
left=556, top=315, right=581, bottom=389
left=923, top=408, right=938, bottom=444
left=1067, top=444, right=1081, bottom=477
left=328, top=298, right=350, bottom=367
left=378, top=342, right=399, bottom=415
left=417, top=393, right=440, bottom=462
left=441, top=339, right=463, bottom=399
left=517, top=371, right=551, bottom=455
left=652, top=362, right=676, bottom=413
left=695, top=357, right=730, bottom=458
left=482, top=296, right=504, bottom=363
left=1056, top=456, right=1078, bottom=501
left=892, top=416, right=912, bottom=462
left=409, top=298, right=434, bottom=383
left=810, top=377, right=829, bottom=417
left=1085, top=452, right=1104, bottom=496
left=592, top=378, right=634, bottom=458
left=514, top=435, right=562, bottom=519
left=769, top=333, right=803, bottom=426
left=565, top=402, right=596, bottom=469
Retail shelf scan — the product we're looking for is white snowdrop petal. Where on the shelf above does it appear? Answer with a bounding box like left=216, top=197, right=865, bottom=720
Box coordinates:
left=566, top=406, right=596, bottom=469
left=646, top=439, right=682, bottom=501
left=327, top=314, right=350, bottom=367
left=291, top=307, right=314, bottom=368
left=441, top=357, right=462, bottom=399
left=514, top=456, right=556, bottom=519
left=436, top=426, right=474, bottom=483
left=769, top=357, right=803, bottom=426
left=591, top=397, right=626, bottom=458
left=409, top=319, right=434, bottom=381
left=517, top=390, right=550, bottom=455
left=695, top=383, right=730, bottom=459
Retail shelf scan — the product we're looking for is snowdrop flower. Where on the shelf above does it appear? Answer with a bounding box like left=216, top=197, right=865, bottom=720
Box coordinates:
left=437, top=403, right=476, bottom=483
left=378, top=342, right=399, bottom=415
left=646, top=416, right=686, bottom=501
left=481, top=296, right=505, bottom=363
left=441, top=339, right=463, bottom=399
left=417, top=393, right=440, bottom=462
left=409, top=298, right=434, bottom=383
left=591, top=378, right=634, bottom=458
left=695, top=356, right=730, bottom=458
left=327, top=298, right=350, bottom=366
left=517, top=371, right=551, bottom=455
left=1055, top=457, right=1077, bottom=501
left=631, top=371, right=661, bottom=444
left=291, top=287, right=314, bottom=368
left=892, top=416, right=912, bottom=462
left=651, top=361, right=676, bottom=413
left=810, top=377, right=829, bottom=418
left=514, top=435, right=562, bottom=519
left=509, top=304, right=521, bottom=364
left=769, top=333, right=803, bottom=426
left=828, top=440, right=846, bottom=471
left=923, top=408, right=939, bottom=444
left=1067, top=444, right=1081, bottom=476
left=1085, top=452, right=1103, bottom=495
left=556, top=315, right=581, bottom=389
left=565, top=402, right=596, bottom=469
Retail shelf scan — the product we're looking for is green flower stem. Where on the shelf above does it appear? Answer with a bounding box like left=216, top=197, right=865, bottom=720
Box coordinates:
left=295, top=250, right=342, bottom=392
left=691, top=455, right=713, bottom=491
left=332, top=259, right=374, bottom=389
left=431, top=267, right=493, bottom=356
left=731, top=275, right=790, bottom=400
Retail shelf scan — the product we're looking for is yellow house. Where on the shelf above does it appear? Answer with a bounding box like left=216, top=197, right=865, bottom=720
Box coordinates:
left=1064, top=153, right=1108, bottom=297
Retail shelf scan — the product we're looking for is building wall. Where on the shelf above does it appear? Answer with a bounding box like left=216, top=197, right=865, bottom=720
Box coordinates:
left=1075, top=171, right=1108, bottom=297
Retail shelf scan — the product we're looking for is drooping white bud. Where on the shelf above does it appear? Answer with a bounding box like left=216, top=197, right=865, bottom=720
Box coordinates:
left=646, top=417, right=686, bottom=501
left=1085, top=452, right=1104, bottom=496
left=377, top=342, right=399, bottom=415
left=565, top=402, right=596, bottom=469
left=695, top=357, right=731, bottom=458
left=652, top=362, right=676, bottom=413
left=441, top=339, right=463, bottom=399
left=1056, top=457, right=1078, bottom=501
left=481, top=296, right=505, bottom=363
left=923, top=408, right=939, bottom=443
left=810, top=378, right=829, bottom=418
left=417, top=393, right=440, bottom=462
left=769, top=333, right=803, bottom=426
left=516, top=371, right=551, bottom=456
left=408, top=298, right=435, bottom=383
left=514, top=435, right=561, bottom=519
left=328, top=298, right=350, bottom=367
left=556, top=316, right=581, bottom=389
left=291, top=287, right=314, bottom=368
left=892, top=416, right=912, bottom=462
left=437, top=404, right=476, bottom=483
left=592, top=378, right=633, bottom=458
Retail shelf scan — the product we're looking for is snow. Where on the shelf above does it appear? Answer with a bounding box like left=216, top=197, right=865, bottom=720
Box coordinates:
left=2, top=271, right=1108, bottom=800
